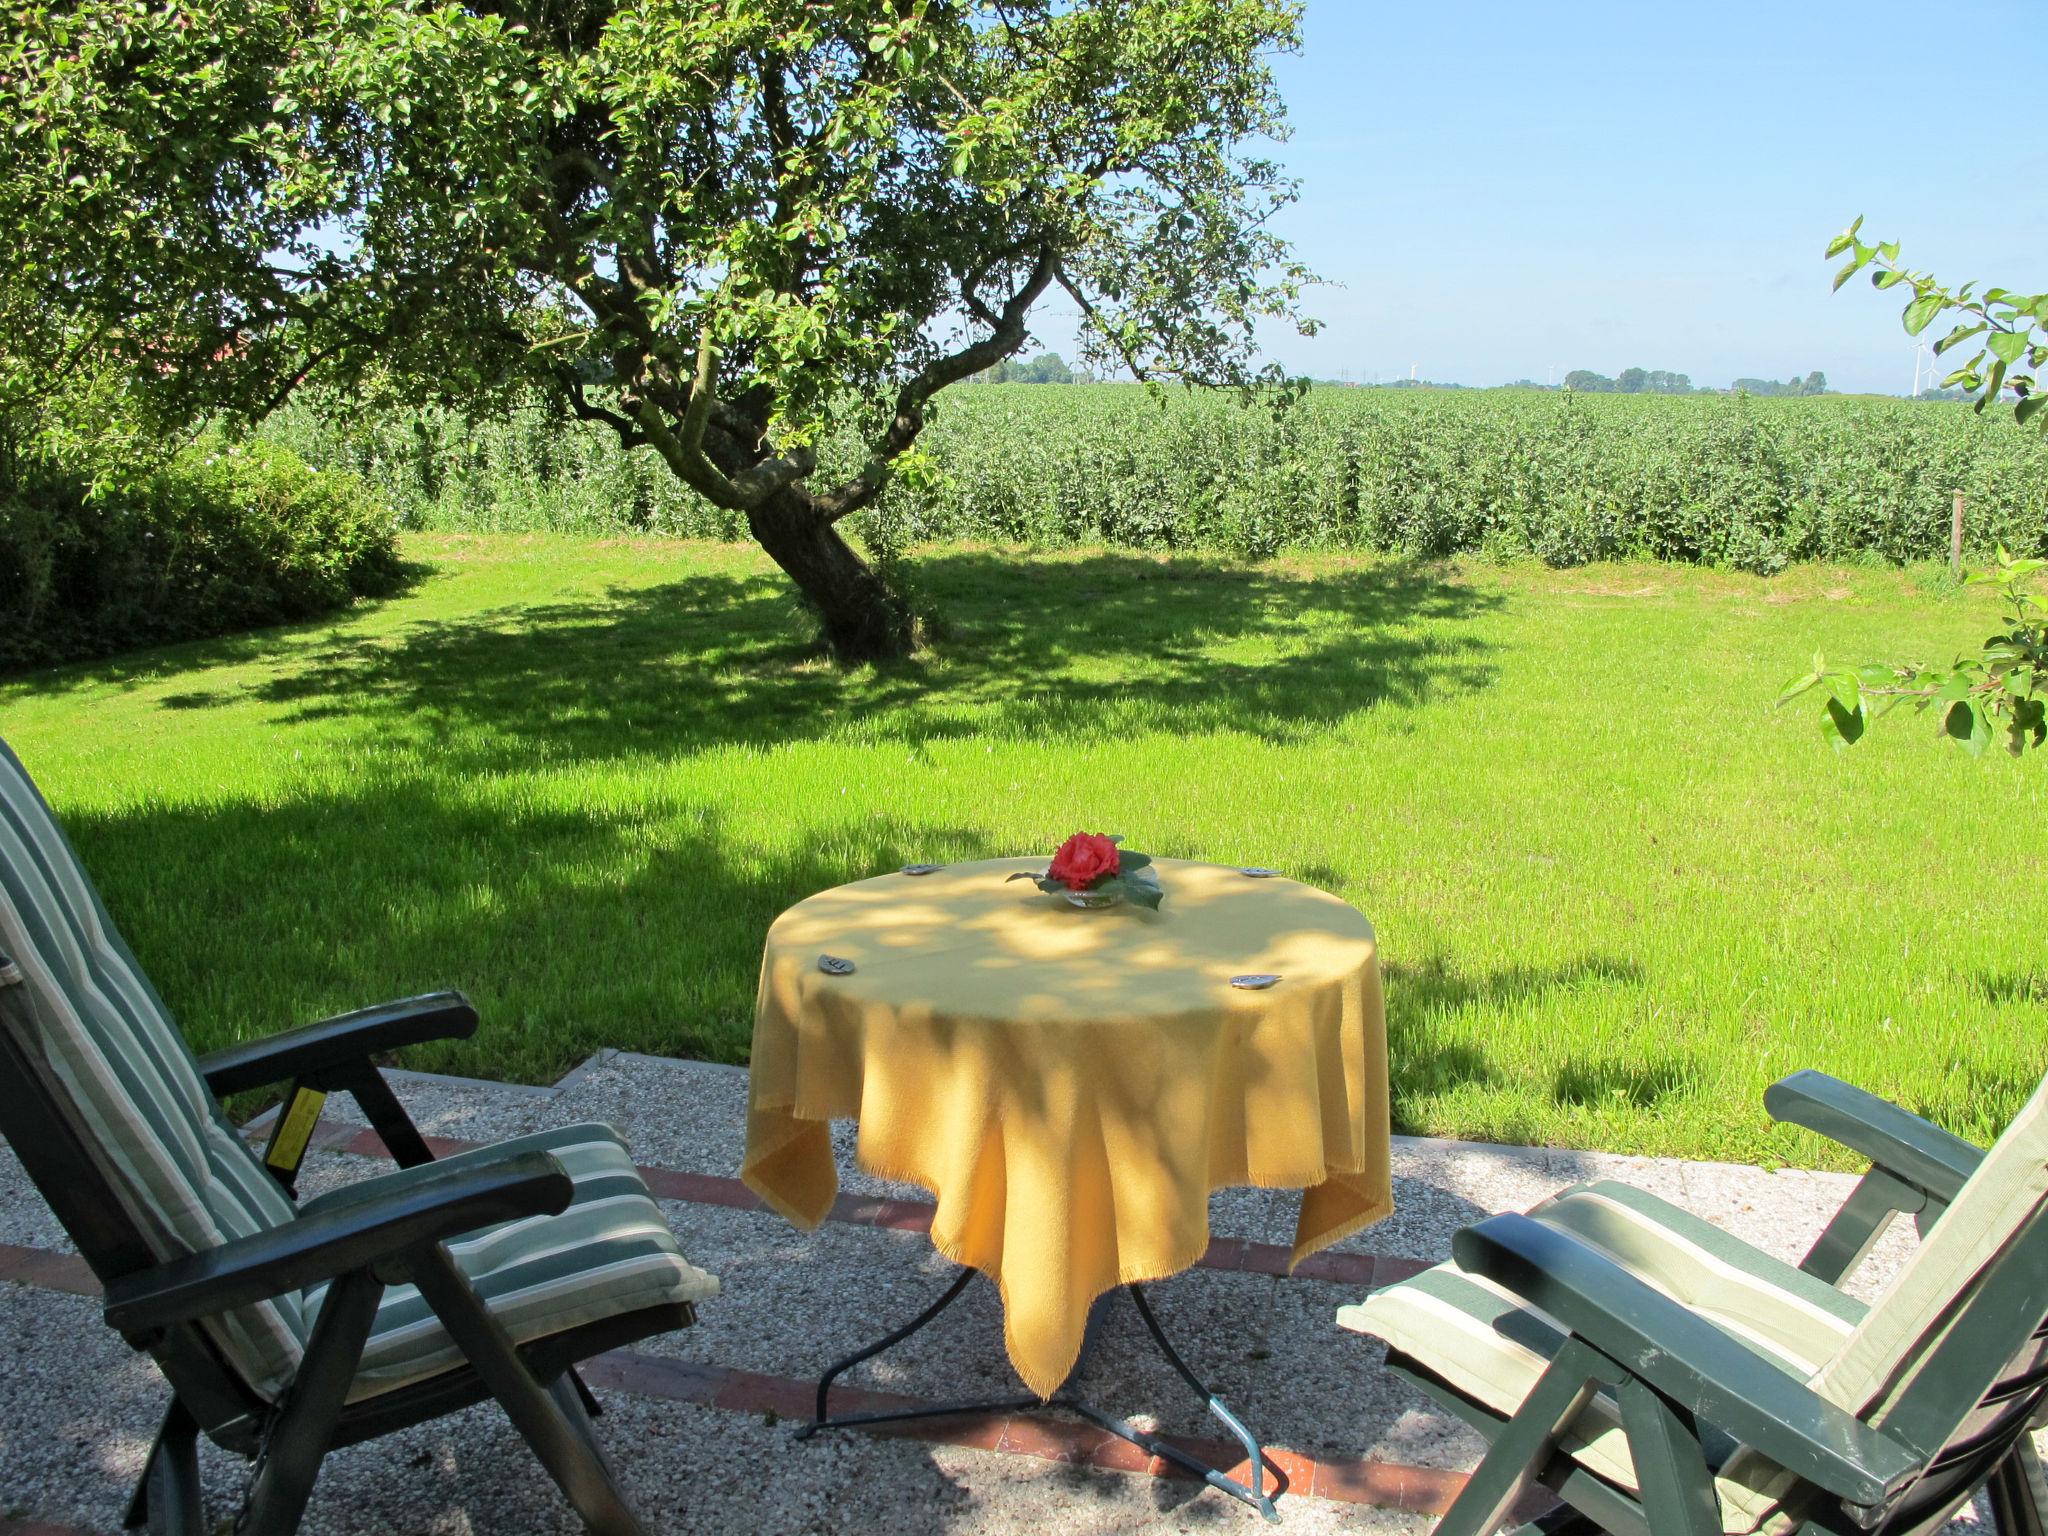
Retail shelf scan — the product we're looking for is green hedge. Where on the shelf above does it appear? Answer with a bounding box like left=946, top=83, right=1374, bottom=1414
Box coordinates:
left=264, top=385, right=2048, bottom=572
left=1, top=436, right=405, bottom=671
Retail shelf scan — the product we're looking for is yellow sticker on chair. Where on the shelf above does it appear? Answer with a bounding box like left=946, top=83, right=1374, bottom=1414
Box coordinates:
left=264, top=1088, right=328, bottom=1172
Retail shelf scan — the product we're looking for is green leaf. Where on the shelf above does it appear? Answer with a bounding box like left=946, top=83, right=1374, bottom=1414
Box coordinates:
left=1776, top=673, right=1821, bottom=707
left=1933, top=321, right=1986, bottom=356
left=1824, top=695, right=1865, bottom=748
left=2011, top=696, right=2047, bottom=753
left=1944, top=699, right=1989, bottom=756
left=1120, top=866, right=1165, bottom=910
left=1116, top=850, right=1153, bottom=873
left=1987, top=330, right=2029, bottom=365
left=1902, top=292, right=1944, bottom=335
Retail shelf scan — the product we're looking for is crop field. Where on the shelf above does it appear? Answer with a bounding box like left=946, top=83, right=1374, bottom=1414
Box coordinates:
left=269, top=385, right=2048, bottom=570
left=4, top=535, right=2043, bottom=1167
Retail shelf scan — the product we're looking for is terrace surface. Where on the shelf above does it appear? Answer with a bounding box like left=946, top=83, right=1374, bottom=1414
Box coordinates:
left=0, top=1051, right=2011, bottom=1535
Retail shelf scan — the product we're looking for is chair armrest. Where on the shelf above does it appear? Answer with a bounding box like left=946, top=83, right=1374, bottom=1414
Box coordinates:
left=102, top=1149, right=570, bottom=1339
left=1764, top=1070, right=1983, bottom=1205
left=197, top=991, right=480, bottom=1097
left=1453, top=1214, right=1923, bottom=1508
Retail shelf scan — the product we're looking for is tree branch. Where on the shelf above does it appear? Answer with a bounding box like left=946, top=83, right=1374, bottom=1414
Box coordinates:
left=1054, top=261, right=1153, bottom=383
left=564, top=376, right=647, bottom=449
left=816, top=244, right=1058, bottom=521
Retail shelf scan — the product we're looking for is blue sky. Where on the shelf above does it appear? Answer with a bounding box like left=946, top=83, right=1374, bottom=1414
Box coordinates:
left=1035, top=1, right=2048, bottom=394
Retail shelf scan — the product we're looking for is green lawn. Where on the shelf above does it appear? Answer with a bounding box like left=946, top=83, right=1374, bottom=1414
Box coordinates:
left=3, top=534, right=2042, bottom=1166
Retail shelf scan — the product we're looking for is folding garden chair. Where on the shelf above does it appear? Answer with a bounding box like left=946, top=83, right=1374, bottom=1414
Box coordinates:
left=0, top=737, right=718, bottom=1536
left=1341, top=1067, right=2048, bottom=1536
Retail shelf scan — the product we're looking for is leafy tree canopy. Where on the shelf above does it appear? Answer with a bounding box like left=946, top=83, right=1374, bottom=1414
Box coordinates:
left=1, top=0, right=1316, bottom=658
left=1830, top=218, right=2046, bottom=430
left=1786, top=225, right=2046, bottom=759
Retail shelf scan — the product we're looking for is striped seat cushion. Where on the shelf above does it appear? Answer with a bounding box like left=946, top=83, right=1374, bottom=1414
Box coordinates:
left=305, top=1124, right=720, bottom=1402
left=1339, top=1179, right=1867, bottom=1534
left=0, top=739, right=309, bottom=1396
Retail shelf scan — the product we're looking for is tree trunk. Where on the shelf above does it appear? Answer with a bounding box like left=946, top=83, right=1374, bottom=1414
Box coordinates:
left=747, top=491, right=913, bottom=662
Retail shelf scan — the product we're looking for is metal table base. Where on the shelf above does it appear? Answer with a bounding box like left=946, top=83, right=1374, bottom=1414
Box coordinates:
left=792, top=1265, right=1287, bottom=1521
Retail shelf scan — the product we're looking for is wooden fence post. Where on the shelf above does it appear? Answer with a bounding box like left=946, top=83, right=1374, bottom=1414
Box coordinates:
left=1951, top=490, right=1965, bottom=579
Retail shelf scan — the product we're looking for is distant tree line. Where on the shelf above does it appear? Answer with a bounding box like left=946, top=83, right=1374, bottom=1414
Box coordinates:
left=1314, top=370, right=1838, bottom=396
left=1561, top=368, right=1830, bottom=397
left=970, top=351, right=1080, bottom=384
left=1564, top=367, right=1697, bottom=394
left=1728, top=371, right=1831, bottom=397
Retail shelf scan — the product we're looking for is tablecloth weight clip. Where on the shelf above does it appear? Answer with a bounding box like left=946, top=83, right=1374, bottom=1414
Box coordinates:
left=1230, top=974, right=1281, bottom=990
left=818, top=954, right=857, bottom=975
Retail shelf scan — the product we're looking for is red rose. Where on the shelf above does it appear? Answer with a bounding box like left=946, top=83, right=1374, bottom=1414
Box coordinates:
left=1048, top=832, right=1120, bottom=891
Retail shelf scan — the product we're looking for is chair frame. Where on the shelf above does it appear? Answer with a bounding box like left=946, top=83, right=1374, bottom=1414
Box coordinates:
left=0, top=979, right=693, bottom=1536
left=1375, top=1071, right=2048, bottom=1536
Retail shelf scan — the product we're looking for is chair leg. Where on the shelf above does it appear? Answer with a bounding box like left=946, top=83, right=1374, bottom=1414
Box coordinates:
left=549, top=1372, right=626, bottom=1479
left=405, top=1244, right=648, bottom=1536
left=239, top=1268, right=385, bottom=1536
left=1435, top=1341, right=1608, bottom=1536
left=569, top=1365, right=605, bottom=1419
left=1615, top=1377, right=1721, bottom=1536
left=124, top=1398, right=203, bottom=1535
left=1987, top=1439, right=2048, bottom=1536
left=331, top=1064, right=437, bottom=1168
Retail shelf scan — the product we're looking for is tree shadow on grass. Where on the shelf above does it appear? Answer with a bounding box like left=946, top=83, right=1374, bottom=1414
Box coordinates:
left=71, top=550, right=1502, bottom=766
left=1382, top=954, right=1653, bottom=1140
left=58, top=772, right=999, bottom=1077
left=1974, top=968, right=2047, bottom=1008
left=0, top=557, right=438, bottom=693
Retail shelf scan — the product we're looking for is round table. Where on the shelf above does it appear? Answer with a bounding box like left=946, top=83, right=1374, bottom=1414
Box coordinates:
left=741, top=855, right=1392, bottom=1401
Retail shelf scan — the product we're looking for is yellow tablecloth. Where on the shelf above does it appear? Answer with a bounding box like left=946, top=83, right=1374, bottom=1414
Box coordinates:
left=740, top=856, right=1391, bottom=1397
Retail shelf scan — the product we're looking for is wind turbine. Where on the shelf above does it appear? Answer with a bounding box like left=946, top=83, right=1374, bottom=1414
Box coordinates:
left=1910, top=341, right=1936, bottom=398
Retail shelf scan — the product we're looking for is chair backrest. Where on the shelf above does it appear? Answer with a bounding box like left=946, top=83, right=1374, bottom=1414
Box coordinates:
left=0, top=737, right=307, bottom=1400
left=1812, top=1071, right=2048, bottom=1529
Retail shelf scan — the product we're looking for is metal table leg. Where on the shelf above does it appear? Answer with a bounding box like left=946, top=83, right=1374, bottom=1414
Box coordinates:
left=795, top=1266, right=1287, bottom=1521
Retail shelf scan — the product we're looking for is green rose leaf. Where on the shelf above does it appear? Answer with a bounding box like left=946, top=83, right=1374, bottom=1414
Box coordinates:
left=1120, top=865, right=1165, bottom=910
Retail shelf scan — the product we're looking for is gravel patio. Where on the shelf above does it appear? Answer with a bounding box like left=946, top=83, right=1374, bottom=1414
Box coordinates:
left=0, top=1051, right=2010, bottom=1536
